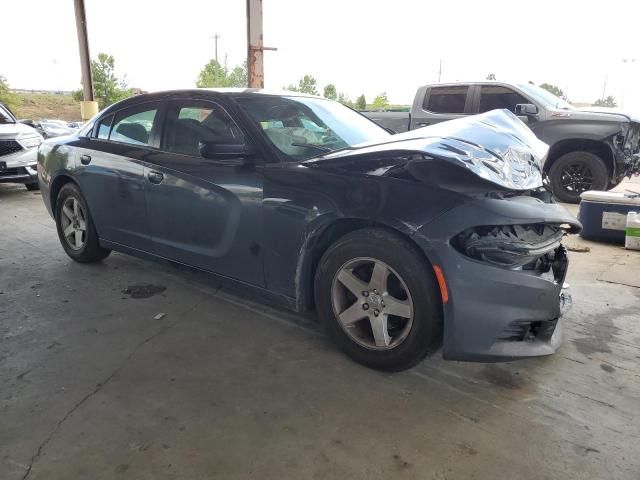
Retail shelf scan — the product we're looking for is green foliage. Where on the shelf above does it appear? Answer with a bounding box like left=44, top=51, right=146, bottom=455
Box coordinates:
left=285, top=75, right=319, bottom=95
left=72, top=53, right=133, bottom=109
left=486, top=73, right=496, bottom=80
left=355, top=94, right=367, bottom=111
left=0, top=75, right=18, bottom=111
left=323, top=84, right=337, bottom=101
left=337, top=92, right=354, bottom=108
left=196, top=59, right=248, bottom=88
left=371, top=92, right=389, bottom=110
left=539, top=83, right=565, bottom=99
left=594, top=96, right=617, bottom=107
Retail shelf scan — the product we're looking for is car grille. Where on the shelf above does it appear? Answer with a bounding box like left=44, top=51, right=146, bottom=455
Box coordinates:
left=0, top=140, right=23, bottom=157
left=498, top=319, right=558, bottom=342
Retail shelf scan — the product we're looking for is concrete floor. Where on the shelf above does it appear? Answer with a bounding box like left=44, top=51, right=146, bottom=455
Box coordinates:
left=1, top=180, right=639, bottom=480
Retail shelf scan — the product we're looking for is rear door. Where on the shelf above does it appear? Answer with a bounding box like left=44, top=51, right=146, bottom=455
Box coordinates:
left=73, top=101, right=160, bottom=250
left=143, top=97, right=265, bottom=286
left=410, top=85, right=473, bottom=129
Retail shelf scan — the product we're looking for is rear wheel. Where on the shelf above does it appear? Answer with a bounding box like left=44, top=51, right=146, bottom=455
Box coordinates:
left=55, top=183, right=111, bottom=263
left=548, top=151, right=608, bottom=203
left=315, top=228, right=442, bottom=371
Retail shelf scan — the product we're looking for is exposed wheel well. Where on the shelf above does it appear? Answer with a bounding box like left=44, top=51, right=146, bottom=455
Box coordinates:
left=545, top=139, right=614, bottom=179
left=49, top=175, right=76, bottom=217
left=297, top=219, right=436, bottom=312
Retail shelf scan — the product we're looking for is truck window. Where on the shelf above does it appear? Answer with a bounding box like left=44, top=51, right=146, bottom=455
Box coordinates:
left=424, top=86, right=468, bottom=114
left=479, top=86, right=528, bottom=113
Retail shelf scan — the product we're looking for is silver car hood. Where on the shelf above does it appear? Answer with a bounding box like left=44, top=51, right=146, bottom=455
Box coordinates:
left=306, top=110, right=548, bottom=191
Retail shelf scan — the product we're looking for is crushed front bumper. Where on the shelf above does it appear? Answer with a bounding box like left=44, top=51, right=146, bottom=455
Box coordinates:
left=413, top=194, right=581, bottom=362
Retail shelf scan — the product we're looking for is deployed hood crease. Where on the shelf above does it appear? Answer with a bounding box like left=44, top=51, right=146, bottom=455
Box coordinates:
left=305, top=110, right=547, bottom=191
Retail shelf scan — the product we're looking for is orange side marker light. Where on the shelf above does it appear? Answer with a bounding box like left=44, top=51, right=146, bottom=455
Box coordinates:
left=433, top=265, right=449, bottom=304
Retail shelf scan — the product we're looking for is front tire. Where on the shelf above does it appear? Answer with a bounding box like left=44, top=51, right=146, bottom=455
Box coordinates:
left=548, top=151, right=608, bottom=203
left=315, top=228, right=442, bottom=371
left=55, top=182, right=111, bottom=263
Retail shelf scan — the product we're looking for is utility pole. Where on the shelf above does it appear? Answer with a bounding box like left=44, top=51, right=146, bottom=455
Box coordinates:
left=437, top=59, right=442, bottom=83
left=601, top=74, right=607, bottom=102
left=247, top=0, right=277, bottom=88
left=211, top=33, right=220, bottom=63
left=73, top=0, right=98, bottom=119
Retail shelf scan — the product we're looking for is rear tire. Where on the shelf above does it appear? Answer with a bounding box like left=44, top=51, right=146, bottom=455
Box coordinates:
left=548, top=151, right=608, bottom=203
left=315, top=228, right=442, bottom=372
left=55, top=182, right=111, bottom=263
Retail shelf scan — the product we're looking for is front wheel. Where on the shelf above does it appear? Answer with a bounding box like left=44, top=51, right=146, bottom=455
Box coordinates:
left=548, top=151, right=608, bottom=203
left=315, top=228, right=442, bottom=371
left=55, top=182, right=111, bottom=263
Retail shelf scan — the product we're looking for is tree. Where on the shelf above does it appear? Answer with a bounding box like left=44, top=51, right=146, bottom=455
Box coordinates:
left=594, top=96, right=617, bottom=108
left=371, top=92, right=389, bottom=110
left=338, top=92, right=353, bottom=108
left=355, top=94, right=367, bottom=110
left=539, top=83, right=565, bottom=99
left=196, top=59, right=248, bottom=88
left=486, top=73, right=496, bottom=80
left=72, top=53, right=133, bottom=109
left=0, top=75, right=18, bottom=111
left=285, top=75, right=319, bottom=95
left=323, top=84, right=337, bottom=101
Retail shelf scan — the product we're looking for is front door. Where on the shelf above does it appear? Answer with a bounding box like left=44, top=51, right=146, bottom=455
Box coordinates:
left=73, top=102, right=161, bottom=250
left=144, top=98, right=265, bottom=286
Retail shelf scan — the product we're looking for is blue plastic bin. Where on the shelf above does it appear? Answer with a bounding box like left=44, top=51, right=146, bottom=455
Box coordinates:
left=578, top=191, right=640, bottom=243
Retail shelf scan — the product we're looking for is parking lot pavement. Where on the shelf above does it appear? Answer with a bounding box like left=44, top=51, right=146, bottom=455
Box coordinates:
left=1, top=182, right=639, bottom=480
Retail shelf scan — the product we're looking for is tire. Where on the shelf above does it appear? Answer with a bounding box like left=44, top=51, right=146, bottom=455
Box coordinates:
left=315, top=227, right=442, bottom=371
left=548, top=151, right=608, bottom=204
left=25, top=182, right=40, bottom=191
left=55, top=182, right=111, bottom=263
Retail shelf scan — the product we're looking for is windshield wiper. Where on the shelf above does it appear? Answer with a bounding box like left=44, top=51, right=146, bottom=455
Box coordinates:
left=290, top=142, right=332, bottom=152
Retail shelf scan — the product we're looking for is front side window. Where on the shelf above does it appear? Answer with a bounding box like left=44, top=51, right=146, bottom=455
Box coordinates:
left=425, top=86, right=469, bottom=114
left=0, top=104, right=16, bottom=124
left=236, top=95, right=389, bottom=161
left=162, top=101, right=244, bottom=156
left=479, top=86, right=529, bottom=113
left=110, top=107, right=157, bottom=146
left=96, top=114, right=113, bottom=139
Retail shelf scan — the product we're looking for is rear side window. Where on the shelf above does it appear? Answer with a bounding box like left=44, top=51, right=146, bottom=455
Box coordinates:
left=424, top=86, right=468, bottom=113
left=162, top=101, right=244, bottom=157
left=110, top=107, right=157, bottom=146
left=96, top=115, right=113, bottom=139
left=479, top=86, right=529, bottom=113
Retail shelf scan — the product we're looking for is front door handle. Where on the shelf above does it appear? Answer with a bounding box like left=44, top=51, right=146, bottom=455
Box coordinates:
left=147, top=171, right=164, bottom=185
left=415, top=122, right=430, bottom=127
left=80, top=154, right=92, bottom=165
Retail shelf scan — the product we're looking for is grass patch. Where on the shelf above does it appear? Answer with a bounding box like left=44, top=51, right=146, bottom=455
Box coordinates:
left=11, top=92, right=81, bottom=121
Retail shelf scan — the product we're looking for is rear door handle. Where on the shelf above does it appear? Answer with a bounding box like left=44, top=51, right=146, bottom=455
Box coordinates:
left=416, top=122, right=430, bottom=127
left=147, top=171, right=164, bottom=185
left=80, top=154, right=92, bottom=165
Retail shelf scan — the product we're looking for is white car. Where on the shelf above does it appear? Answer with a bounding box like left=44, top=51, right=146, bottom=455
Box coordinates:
left=0, top=103, right=43, bottom=190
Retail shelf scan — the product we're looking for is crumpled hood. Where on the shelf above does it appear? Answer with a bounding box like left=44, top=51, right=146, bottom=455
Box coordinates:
left=305, top=109, right=547, bottom=191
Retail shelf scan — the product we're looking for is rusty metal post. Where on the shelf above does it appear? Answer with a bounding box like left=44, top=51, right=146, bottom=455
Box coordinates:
left=246, top=0, right=276, bottom=88
left=73, top=0, right=93, bottom=101
left=246, top=0, right=264, bottom=88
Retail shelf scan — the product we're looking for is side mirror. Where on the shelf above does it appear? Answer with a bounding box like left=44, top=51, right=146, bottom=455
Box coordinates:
left=515, top=103, right=538, bottom=116
left=198, top=141, right=255, bottom=164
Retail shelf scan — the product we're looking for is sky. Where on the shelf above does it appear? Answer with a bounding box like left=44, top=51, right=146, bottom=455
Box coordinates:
left=2, top=0, right=640, bottom=111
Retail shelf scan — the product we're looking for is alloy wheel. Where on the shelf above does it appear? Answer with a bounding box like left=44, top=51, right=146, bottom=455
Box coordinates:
left=60, top=197, right=87, bottom=250
left=331, top=257, right=414, bottom=350
left=559, top=163, right=594, bottom=195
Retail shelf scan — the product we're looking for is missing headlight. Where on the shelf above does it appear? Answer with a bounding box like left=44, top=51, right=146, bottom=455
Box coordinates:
left=452, top=223, right=565, bottom=269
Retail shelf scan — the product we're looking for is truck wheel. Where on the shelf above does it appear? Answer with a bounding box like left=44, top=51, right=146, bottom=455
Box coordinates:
left=314, top=228, right=442, bottom=372
left=549, top=151, right=608, bottom=203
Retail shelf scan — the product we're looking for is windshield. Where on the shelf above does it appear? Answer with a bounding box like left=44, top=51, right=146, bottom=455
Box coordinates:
left=236, top=95, right=390, bottom=161
left=0, top=103, right=16, bottom=124
left=516, top=83, right=574, bottom=110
